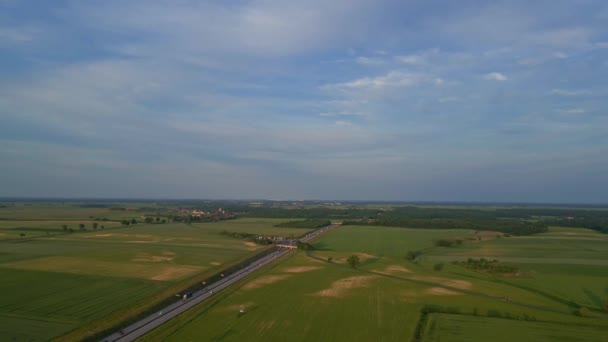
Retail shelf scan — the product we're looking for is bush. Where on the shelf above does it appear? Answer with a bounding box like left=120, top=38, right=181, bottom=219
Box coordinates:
left=434, top=239, right=462, bottom=247
left=347, top=255, right=360, bottom=268
left=406, top=250, right=423, bottom=261
left=487, top=309, right=502, bottom=317
left=433, top=263, right=444, bottom=271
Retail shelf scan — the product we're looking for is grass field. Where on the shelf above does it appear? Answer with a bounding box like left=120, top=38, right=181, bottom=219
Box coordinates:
left=0, top=212, right=311, bottom=341
left=0, top=202, right=145, bottom=220
left=0, top=220, right=123, bottom=240
left=2, top=204, right=607, bottom=342
left=143, top=225, right=608, bottom=341
left=422, top=313, right=607, bottom=342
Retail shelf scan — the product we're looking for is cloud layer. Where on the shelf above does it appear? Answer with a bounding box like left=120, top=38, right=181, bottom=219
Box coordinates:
left=1, top=0, right=607, bottom=202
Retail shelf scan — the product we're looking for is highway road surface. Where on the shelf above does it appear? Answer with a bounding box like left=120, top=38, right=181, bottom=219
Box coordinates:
left=101, top=224, right=339, bottom=342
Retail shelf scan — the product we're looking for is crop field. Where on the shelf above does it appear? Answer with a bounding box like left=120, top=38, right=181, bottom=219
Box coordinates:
left=422, top=313, right=607, bottom=342
left=0, top=202, right=145, bottom=220
left=0, top=208, right=311, bottom=341
left=0, top=220, right=123, bottom=240
left=143, top=225, right=608, bottom=341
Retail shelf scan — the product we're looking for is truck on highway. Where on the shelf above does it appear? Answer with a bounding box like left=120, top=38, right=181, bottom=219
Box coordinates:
left=182, top=292, right=193, bottom=300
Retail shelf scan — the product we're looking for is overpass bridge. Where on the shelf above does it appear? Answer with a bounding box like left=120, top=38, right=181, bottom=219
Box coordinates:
left=276, top=239, right=298, bottom=249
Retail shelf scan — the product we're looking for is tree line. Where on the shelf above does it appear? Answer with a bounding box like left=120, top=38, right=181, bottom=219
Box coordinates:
left=274, top=219, right=331, bottom=229
left=344, top=217, right=548, bottom=236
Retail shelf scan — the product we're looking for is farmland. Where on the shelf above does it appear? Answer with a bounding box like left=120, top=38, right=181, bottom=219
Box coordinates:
left=422, top=313, right=606, bottom=342
left=143, top=224, right=608, bottom=341
left=1, top=202, right=608, bottom=341
left=0, top=204, right=311, bottom=341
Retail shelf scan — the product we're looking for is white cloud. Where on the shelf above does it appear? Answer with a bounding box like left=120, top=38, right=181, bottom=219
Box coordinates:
left=395, top=54, right=425, bottom=65
left=72, top=0, right=388, bottom=57
left=335, top=120, right=353, bottom=127
left=549, top=89, right=590, bottom=96
left=394, top=48, right=439, bottom=65
left=355, top=56, right=385, bottom=65
left=526, top=27, right=593, bottom=49
left=0, top=26, right=37, bottom=44
left=561, top=108, right=586, bottom=114
left=323, top=71, right=432, bottom=91
left=483, top=72, right=507, bottom=81
left=553, top=52, right=568, bottom=59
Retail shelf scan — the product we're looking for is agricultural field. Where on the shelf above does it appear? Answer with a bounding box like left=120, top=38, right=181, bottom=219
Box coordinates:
left=422, top=313, right=606, bottom=342
left=0, top=202, right=147, bottom=221
left=0, top=205, right=311, bottom=341
left=143, top=225, right=608, bottom=341
left=0, top=220, right=123, bottom=240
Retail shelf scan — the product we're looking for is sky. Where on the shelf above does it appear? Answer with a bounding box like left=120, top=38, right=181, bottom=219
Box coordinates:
left=1, top=0, right=607, bottom=203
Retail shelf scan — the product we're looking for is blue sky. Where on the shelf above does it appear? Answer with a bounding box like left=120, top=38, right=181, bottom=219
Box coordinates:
left=1, top=0, right=607, bottom=202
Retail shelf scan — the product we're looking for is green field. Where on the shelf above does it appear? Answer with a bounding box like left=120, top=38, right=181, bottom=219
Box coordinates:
left=0, top=220, right=124, bottom=240
left=2, top=203, right=608, bottom=341
left=0, top=208, right=312, bottom=341
left=422, top=313, right=607, bottom=342
left=143, top=225, right=608, bottom=341
left=0, top=202, right=146, bottom=220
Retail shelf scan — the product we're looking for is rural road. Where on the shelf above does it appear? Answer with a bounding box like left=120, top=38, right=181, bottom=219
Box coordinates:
left=101, top=224, right=340, bottom=342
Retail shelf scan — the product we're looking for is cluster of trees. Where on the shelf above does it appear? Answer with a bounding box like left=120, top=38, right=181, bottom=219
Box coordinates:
left=220, top=230, right=256, bottom=239
left=343, top=206, right=550, bottom=236
left=120, top=219, right=138, bottom=226
left=170, top=214, right=237, bottom=224
left=434, top=238, right=463, bottom=247
left=454, top=258, right=519, bottom=274
left=553, top=217, right=608, bottom=234
left=60, top=223, right=105, bottom=232
left=348, top=217, right=548, bottom=235
left=405, top=250, right=423, bottom=261
left=244, top=207, right=381, bottom=219
left=274, top=219, right=331, bottom=229
left=433, top=263, right=444, bottom=271
left=143, top=216, right=167, bottom=224
left=296, top=241, right=315, bottom=250
left=486, top=309, right=536, bottom=321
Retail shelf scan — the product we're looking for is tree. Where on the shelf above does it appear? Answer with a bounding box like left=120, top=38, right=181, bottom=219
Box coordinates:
left=79, top=223, right=85, bottom=230
left=347, top=255, right=360, bottom=268
left=19, top=233, right=26, bottom=238
left=603, top=300, right=608, bottom=313
left=62, top=225, right=68, bottom=231
left=433, top=263, right=444, bottom=271
left=145, top=217, right=154, bottom=224
left=155, top=217, right=161, bottom=223
left=130, top=218, right=137, bottom=225
left=92, top=222, right=99, bottom=229
left=296, top=241, right=314, bottom=250
left=327, top=256, right=333, bottom=263
left=406, top=250, right=422, bottom=261
left=161, top=219, right=167, bottom=224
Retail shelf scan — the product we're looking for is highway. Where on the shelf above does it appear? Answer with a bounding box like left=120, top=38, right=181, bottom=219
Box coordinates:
left=101, top=223, right=339, bottom=342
